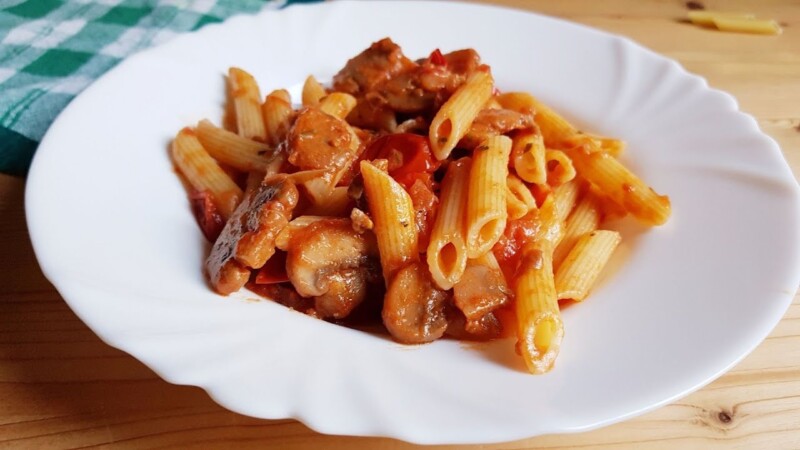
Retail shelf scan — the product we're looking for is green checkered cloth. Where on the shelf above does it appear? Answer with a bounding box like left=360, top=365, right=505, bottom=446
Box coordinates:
left=0, top=0, right=318, bottom=177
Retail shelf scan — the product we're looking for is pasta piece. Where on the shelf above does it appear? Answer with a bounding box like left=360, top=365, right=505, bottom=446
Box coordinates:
left=498, top=92, right=576, bottom=147
left=565, top=141, right=671, bottom=226
left=262, top=89, right=293, bottom=147
left=360, top=161, right=419, bottom=281
left=275, top=215, right=328, bottom=251
left=687, top=10, right=755, bottom=27
left=712, top=17, right=782, bottom=35
left=511, top=128, right=547, bottom=185
left=195, top=120, right=272, bottom=172
left=514, top=197, right=563, bottom=374
left=302, top=75, right=327, bottom=106
left=506, top=173, right=537, bottom=220
left=228, top=67, right=266, bottom=141
left=427, top=157, right=471, bottom=290
left=552, top=180, right=581, bottom=226
left=553, top=193, right=602, bottom=270
left=555, top=230, right=621, bottom=301
left=589, top=135, right=626, bottom=157
left=466, top=135, right=511, bottom=258
left=545, top=149, right=576, bottom=186
left=171, top=128, right=242, bottom=219
left=319, top=92, right=358, bottom=119
left=430, top=70, right=494, bottom=160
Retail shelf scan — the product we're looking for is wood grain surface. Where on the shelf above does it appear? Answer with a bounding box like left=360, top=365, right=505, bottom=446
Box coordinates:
left=2, top=0, right=799, bottom=448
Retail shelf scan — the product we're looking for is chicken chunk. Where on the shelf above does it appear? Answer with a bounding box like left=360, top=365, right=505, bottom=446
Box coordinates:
left=287, top=107, right=354, bottom=172
left=459, top=108, right=535, bottom=149
left=332, top=38, right=415, bottom=95
left=206, top=175, right=299, bottom=295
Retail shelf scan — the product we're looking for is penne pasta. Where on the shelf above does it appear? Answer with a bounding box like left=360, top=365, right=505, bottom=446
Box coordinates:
left=427, top=157, right=471, bottom=290
left=195, top=119, right=273, bottom=172
left=430, top=70, right=494, bottom=160
left=302, top=75, right=327, bottom=106
left=545, top=149, right=577, bottom=186
left=360, top=161, right=419, bottom=281
left=553, top=192, right=602, bottom=270
left=688, top=10, right=755, bottom=27
left=712, top=17, right=782, bottom=35
left=498, top=92, right=576, bottom=147
left=171, top=128, right=242, bottom=219
left=228, top=67, right=266, bottom=141
left=590, top=135, right=626, bottom=157
left=506, top=173, right=537, bottom=220
left=262, top=89, right=293, bottom=147
left=466, top=135, right=512, bottom=258
left=319, top=92, right=358, bottom=119
left=511, top=128, right=547, bottom=185
left=565, top=140, right=671, bottom=226
left=555, top=230, right=621, bottom=301
left=552, top=179, right=581, bottom=226
left=514, top=196, right=563, bottom=374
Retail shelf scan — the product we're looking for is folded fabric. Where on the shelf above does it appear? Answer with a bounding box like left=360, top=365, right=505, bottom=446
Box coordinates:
left=0, top=0, right=315, bottom=176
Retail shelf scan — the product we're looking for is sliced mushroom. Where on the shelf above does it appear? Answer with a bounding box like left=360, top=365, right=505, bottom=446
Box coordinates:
left=286, top=218, right=380, bottom=319
left=383, top=261, right=448, bottom=344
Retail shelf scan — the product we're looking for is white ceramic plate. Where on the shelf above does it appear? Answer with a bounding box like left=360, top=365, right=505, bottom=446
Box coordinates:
left=26, top=1, right=800, bottom=445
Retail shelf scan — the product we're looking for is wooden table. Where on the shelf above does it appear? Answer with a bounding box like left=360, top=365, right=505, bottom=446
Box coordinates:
left=2, top=0, right=798, bottom=448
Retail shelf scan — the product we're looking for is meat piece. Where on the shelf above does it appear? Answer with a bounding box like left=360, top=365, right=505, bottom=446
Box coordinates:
left=333, top=38, right=415, bottom=95
left=287, top=107, right=354, bottom=172
left=286, top=219, right=380, bottom=319
left=452, top=257, right=511, bottom=331
left=383, top=261, right=448, bottom=344
left=372, top=70, right=435, bottom=114
left=407, top=179, right=438, bottom=251
left=417, top=49, right=482, bottom=97
left=206, top=176, right=299, bottom=295
left=459, top=108, right=535, bottom=149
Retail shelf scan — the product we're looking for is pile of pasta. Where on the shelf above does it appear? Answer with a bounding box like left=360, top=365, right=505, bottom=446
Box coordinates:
left=171, top=39, right=670, bottom=374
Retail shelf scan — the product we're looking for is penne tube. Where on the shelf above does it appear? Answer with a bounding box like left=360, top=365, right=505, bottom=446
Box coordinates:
left=171, top=128, right=242, bottom=219
left=565, top=140, right=671, bottom=226
left=511, top=128, right=547, bottom=185
left=514, top=239, right=562, bottom=374
left=687, top=10, right=755, bottom=27
left=466, top=135, right=512, bottom=258
left=712, top=17, right=782, bottom=35
left=552, top=179, right=581, bottom=226
left=262, top=89, right=293, bottom=147
left=427, top=157, right=471, bottom=290
left=498, top=92, right=576, bottom=147
left=545, top=149, right=577, bottom=186
left=553, top=193, right=602, bottom=270
left=319, top=92, right=358, bottom=120
left=195, top=119, right=272, bottom=172
left=589, top=135, right=626, bottom=157
left=360, top=161, right=419, bottom=281
left=555, top=230, right=621, bottom=301
left=506, top=173, right=537, bottom=220
left=228, top=67, right=266, bottom=141
left=514, top=195, right=563, bottom=374
left=430, top=70, right=494, bottom=160
left=302, top=75, right=327, bottom=106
